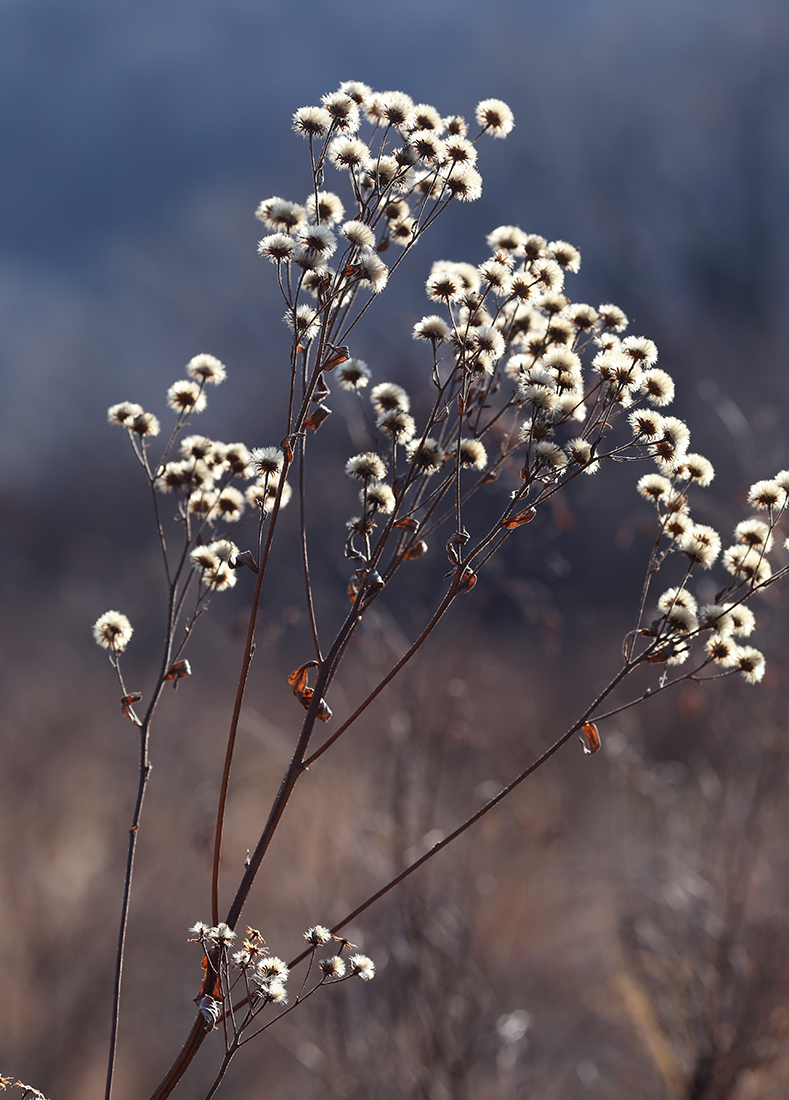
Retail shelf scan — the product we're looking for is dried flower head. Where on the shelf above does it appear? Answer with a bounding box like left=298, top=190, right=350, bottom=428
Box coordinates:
left=346, top=452, right=387, bottom=482
left=475, top=98, right=514, bottom=138
left=167, top=380, right=207, bottom=415
left=108, top=401, right=144, bottom=427
left=251, top=447, right=285, bottom=477
left=371, top=382, right=410, bottom=414
left=187, top=354, right=227, bottom=386
left=93, top=611, right=133, bottom=652
left=336, top=358, right=371, bottom=390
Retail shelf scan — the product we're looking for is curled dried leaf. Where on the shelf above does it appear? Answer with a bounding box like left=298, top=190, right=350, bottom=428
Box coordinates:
left=403, top=539, right=428, bottom=560
left=580, top=723, right=601, bottom=755
left=322, top=344, right=350, bottom=372
left=165, top=659, right=192, bottom=682
left=458, top=568, right=477, bottom=594
left=502, top=507, right=536, bottom=529
left=305, top=404, right=332, bottom=431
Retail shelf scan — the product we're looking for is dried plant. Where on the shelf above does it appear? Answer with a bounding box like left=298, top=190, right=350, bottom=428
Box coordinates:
left=9, top=81, right=788, bottom=1100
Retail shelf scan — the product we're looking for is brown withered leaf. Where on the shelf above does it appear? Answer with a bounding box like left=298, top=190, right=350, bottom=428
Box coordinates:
left=481, top=469, right=500, bottom=483
left=394, top=517, right=419, bottom=531
left=458, top=569, right=477, bottom=594
left=502, top=507, right=536, bottom=529
left=305, top=404, right=331, bottom=431
left=403, top=539, right=428, bottom=560
left=121, top=692, right=142, bottom=721
left=198, top=953, right=222, bottom=1001
left=288, top=664, right=311, bottom=698
left=580, top=722, right=601, bottom=755
left=165, top=660, right=192, bottom=682
left=322, top=345, right=350, bottom=372
left=287, top=662, right=331, bottom=721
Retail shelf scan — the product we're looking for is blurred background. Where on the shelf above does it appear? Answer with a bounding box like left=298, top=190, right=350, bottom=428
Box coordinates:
left=2, top=0, right=789, bottom=1096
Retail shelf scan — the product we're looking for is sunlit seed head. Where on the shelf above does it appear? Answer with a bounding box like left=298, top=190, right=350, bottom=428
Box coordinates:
left=426, top=271, right=460, bottom=303
left=487, top=225, right=526, bottom=254
left=442, top=136, right=477, bottom=170
left=292, top=106, right=332, bottom=139
left=621, top=336, right=658, bottom=368
left=361, top=154, right=401, bottom=189
left=300, top=224, right=337, bottom=257
left=377, top=90, right=415, bottom=129
left=678, top=524, right=721, bottom=568
left=509, top=272, right=539, bottom=303
left=411, top=103, right=443, bottom=132
left=346, top=452, right=387, bottom=482
left=356, top=253, right=389, bottom=293
left=727, top=603, right=756, bottom=637
left=181, top=435, right=214, bottom=461
left=307, top=191, right=346, bottom=225
left=188, top=488, right=218, bottom=517
left=251, top=447, right=284, bottom=476
left=699, top=605, right=735, bottom=636
left=349, top=954, right=376, bottom=980
left=93, top=610, right=133, bottom=652
left=520, top=234, right=547, bottom=262
left=321, top=91, right=360, bottom=133
left=664, top=512, right=693, bottom=541
left=409, top=130, right=446, bottom=164
left=406, top=437, right=444, bottom=475
left=285, top=304, right=320, bottom=339
left=339, top=80, right=372, bottom=107
left=215, top=487, right=245, bottom=522
left=191, top=546, right=220, bottom=571
left=258, top=233, right=295, bottom=262
left=535, top=441, right=567, bottom=470
left=223, top=443, right=252, bottom=476
left=108, top=401, right=143, bottom=426
left=734, top=518, right=772, bottom=551
left=564, top=303, right=598, bottom=330
left=566, top=438, right=600, bottom=474
left=698, top=628, right=726, bottom=658
left=413, top=315, right=450, bottom=343
left=475, top=98, right=514, bottom=138
left=548, top=240, right=581, bottom=273
left=328, top=136, right=369, bottom=169
left=444, top=114, right=468, bottom=136
left=320, top=955, right=347, bottom=978
left=640, top=368, right=675, bottom=407
left=130, top=411, right=160, bottom=437
left=167, top=380, right=207, bottom=414
left=341, top=220, right=376, bottom=251
left=663, top=604, right=698, bottom=634
left=304, top=925, right=332, bottom=946
left=377, top=409, right=416, bottom=443
left=371, top=382, right=410, bottom=414
left=736, top=646, right=766, bottom=683
left=442, top=165, right=482, bottom=202
left=658, top=586, right=698, bottom=614
left=598, top=303, right=629, bottom=331
left=336, top=358, right=371, bottom=391
left=628, top=409, right=663, bottom=439
left=458, top=438, right=488, bottom=470
left=256, top=198, right=306, bottom=231
left=478, top=259, right=512, bottom=294
left=530, top=258, right=564, bottom=294
left=722, top=544, right=772, bottom=583
left=473, top=324, right=505, bottom=361
left=364, top=481, right=396, bottom=513
left=678, top=453, right=714, bottom=486
left=747, top=479, right=784, bottom=510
